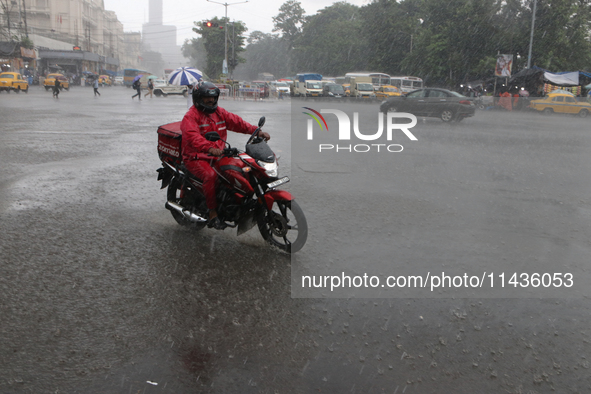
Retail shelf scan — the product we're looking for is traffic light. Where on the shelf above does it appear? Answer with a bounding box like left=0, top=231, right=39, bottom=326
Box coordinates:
left=203, top=20, right=223, bottom=29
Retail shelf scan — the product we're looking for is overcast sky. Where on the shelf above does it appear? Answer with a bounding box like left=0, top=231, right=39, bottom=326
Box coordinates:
left=102, top=0, right=370, bottom=46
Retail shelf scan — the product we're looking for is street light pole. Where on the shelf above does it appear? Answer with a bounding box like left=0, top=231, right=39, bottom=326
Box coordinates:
left=206, top=0, right=248, bottom=77
left=527, top=0, right=537, bottom=69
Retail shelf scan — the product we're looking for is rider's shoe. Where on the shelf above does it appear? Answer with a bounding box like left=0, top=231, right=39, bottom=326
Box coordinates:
left=207, top=216, right=227, bottom=230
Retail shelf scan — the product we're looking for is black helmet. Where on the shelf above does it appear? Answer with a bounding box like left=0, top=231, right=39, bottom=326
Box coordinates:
left=193, top=82, right=220, bottom=113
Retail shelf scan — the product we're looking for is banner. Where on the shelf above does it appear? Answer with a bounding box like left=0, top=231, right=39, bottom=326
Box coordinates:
left=495, top=54, right=513, bottom=77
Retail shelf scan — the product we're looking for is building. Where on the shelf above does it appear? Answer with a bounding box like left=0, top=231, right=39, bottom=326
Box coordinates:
left=0, top=0, right=140, bottom=76
left=142, top=0, right=186, bottom=75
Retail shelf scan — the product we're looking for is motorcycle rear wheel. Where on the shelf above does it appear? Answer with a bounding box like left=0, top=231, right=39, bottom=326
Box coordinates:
left=167, top=179, right=208, bottom=230
left=257, top=200, right=308, bottom=253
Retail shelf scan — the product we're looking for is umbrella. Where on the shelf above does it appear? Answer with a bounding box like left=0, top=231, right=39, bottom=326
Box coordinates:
left=133, top=74, right=143, bottom=82
left=519, top=89, right=530, bottom=97
left=168, top=67, right=202, bottom=86
left=585, top=83, right=591, bottom=90
left=147, top=75, right=158, bottom=80
left=549, top=89, right=574, bottom=96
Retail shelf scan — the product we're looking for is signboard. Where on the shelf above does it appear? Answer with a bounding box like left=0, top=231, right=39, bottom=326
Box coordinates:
left=20, top=47, right=36, bottom=58
left=73, top=46, right=81, bottom=51
left=495, top=54, right=513, bottom=77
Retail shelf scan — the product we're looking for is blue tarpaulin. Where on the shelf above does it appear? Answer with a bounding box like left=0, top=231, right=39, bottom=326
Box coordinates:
left=297, top=73, right=322, bottom=82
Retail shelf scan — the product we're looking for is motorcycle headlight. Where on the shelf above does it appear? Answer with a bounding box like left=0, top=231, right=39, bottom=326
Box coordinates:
left=258, top=160, right=278, bottom=178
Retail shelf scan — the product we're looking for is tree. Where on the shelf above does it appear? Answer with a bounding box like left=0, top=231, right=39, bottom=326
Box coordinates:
left=235, top=31, right=291, bottom=80
left=294, top=2, right=368, bottom=76
left=181, top=37, right=207, bottom=73
left=273, top=0, right=306, bottom=49
left=190, top=17, right=247, bottom=79
left=527, top=0, right=591, bottom=70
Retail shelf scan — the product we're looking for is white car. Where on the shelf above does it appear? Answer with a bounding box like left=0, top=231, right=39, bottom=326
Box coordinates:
left=152, top=79, right=188, bottom=97
left=113, top=76, right=124, bottom=86
left=269, top=81, right=290, bottom=95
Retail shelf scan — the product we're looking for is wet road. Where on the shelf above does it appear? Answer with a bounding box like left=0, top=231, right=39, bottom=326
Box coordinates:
left=2, top=86, right=591, bottom=393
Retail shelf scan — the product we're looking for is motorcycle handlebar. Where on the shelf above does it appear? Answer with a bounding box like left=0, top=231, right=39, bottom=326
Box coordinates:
left=222, top=147, right=239, bottom=157
left=206, top=147, right=239, bottom=158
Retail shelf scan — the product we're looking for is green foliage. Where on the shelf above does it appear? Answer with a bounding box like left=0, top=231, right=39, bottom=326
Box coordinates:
left=20, top=37, right=34, bottom=49
left=237, top=32, right=291, bottom=80
left=181, top=37, right=207, bottom=72
left=273, top=0, right=306, bottom=49
left=190, top=17, right=247, bottom=79
left=188, top=0, right=591, bottom=87
left=294, top=2, right=368, bottom=76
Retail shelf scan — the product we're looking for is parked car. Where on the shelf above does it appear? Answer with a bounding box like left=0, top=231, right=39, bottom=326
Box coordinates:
left=152, top=79, right=188, bottom=97
left=380, top=88, right=475, bottom=122
left=529, top=91, right=591, bottom=118
left=375, top=85, right=402, bottom=100
left=269, top=81, right=290, bottom=95
left=0, top=72, right=29, bottom=93
left=44, top=73, right=70, bottom=91
left=322, top=83, right=346, bottom=98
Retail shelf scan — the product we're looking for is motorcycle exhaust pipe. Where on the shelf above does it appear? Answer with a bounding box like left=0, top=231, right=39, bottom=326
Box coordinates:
left=165, top=201, right=208, bottom=223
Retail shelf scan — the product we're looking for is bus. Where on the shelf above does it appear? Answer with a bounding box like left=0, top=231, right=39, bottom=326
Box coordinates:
left=344, top=72, right=391, bottom=88
left=389, top=76, right=424, bottom=93
left=123, top=68, right=149, bottom=87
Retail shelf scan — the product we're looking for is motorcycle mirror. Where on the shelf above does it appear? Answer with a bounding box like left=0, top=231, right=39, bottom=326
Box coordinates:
left=258, top=116, right=266, bottom=128
left=204, top=132, right=221, bottom=142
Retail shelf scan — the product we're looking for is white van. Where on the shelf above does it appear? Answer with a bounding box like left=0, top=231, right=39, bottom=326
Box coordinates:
left=294, top=80, right=323, bottom=97
left=350, top=77, right=376, bottom=98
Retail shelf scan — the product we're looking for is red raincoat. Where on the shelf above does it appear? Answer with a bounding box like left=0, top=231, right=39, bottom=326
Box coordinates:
left=180, top=105, right=258, bottom=210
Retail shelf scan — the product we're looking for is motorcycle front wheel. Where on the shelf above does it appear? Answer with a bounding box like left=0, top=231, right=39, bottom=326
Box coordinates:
left=257, top=200, right=308, bottom=253
left=167, top=178, right=208, bottom=230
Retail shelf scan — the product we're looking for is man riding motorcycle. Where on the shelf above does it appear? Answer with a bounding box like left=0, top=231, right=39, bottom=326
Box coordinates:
left=180, top=82, right=270, bottom=230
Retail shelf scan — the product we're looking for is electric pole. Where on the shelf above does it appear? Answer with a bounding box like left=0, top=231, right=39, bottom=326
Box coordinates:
left=527, top=0, right=537, bottom=69
left=206, top=0, right=248, bottom=76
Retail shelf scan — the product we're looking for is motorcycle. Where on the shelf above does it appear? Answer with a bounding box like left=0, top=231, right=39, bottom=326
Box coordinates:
left=156, top=116, right=308, bottom=253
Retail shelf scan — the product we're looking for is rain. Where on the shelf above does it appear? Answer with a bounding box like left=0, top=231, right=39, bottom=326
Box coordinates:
left=3, top=0, right=591, bottom=392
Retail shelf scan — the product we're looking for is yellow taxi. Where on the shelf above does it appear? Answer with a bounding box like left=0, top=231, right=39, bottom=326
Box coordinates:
left=342, top=83, right=351, bottom=97
left=375, top=85, right=402, bottom=99
left=44, top=73, right=70, bottom=91
left=0, top=72, right=29, bottom=93
left=98, top=75, right=112, bottom=86
left=529, top=91, right=591, bottom=118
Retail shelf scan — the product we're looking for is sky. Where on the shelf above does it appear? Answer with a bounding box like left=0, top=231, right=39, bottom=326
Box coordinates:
left=102, top=0, right=370, bottom=46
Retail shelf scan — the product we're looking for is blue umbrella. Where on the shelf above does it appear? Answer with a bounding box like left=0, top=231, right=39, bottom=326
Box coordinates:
left=133, top=74, right=143, bottom=82
left=168, top=67, right=202, bottom=86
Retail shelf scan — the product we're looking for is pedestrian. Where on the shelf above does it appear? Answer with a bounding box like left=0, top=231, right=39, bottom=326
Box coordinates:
left=145, top=78, right=154, bottom=98
left=498, top=89, right=512, bottom=111
left=131, top=78, right=142, bottom=100
left=186, top=84, right=195, bottom=109
left=93, top=78, right=101, bottom=96
left=53, top=77, right=60, bottom=98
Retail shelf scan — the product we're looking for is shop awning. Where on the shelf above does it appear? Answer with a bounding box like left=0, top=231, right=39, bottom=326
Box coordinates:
left=544, top=71, right=579, bottom=86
